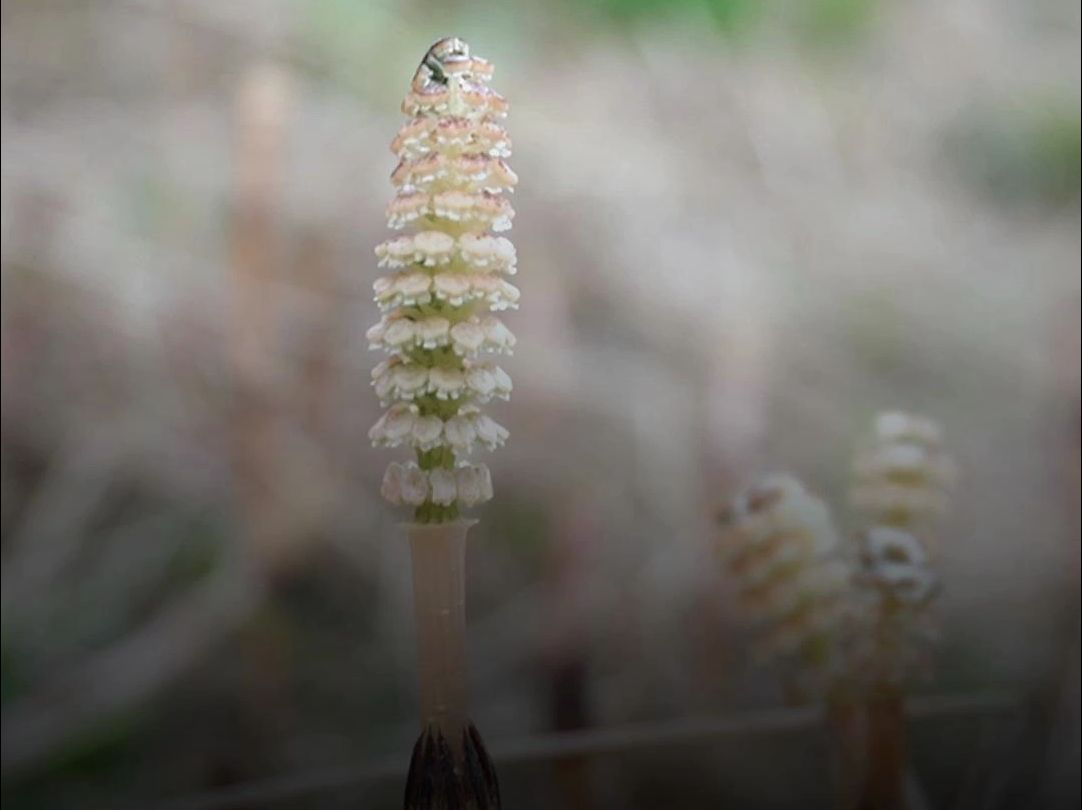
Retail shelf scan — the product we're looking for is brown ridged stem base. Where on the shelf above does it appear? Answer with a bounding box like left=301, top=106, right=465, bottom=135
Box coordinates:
left=404, top=721, right=501, bottom=810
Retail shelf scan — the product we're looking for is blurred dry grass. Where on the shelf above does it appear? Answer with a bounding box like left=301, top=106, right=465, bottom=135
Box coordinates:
left=1, top=0, right=1079, bottom=808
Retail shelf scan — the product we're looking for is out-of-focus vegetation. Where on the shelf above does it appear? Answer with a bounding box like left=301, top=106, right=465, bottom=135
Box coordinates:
left=946, top=97, right=1082, bottom=207
left=578, top=0, right=881, bottom=43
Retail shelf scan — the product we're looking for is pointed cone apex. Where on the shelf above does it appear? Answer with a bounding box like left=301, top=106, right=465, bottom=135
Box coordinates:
left=404, top=722, right=501, bottom=810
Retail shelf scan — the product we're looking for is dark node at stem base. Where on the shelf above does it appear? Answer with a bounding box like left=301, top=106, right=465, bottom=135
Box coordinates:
left=404, top=722, right=501, bottom=810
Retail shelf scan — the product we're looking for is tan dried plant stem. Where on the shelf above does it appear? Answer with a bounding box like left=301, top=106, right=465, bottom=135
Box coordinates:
left=230, top=63, right=293, bottom=575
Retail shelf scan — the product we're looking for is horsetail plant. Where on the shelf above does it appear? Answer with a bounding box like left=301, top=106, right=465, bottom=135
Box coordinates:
left=848, top=412, right=956, bottom=690
left=368, top=37, right=516, bottom=810
left=715, top=414, right=956, bottom=809
left=847, top=412, right=955, bottom=810
left=718, top=474, right=863, bottom=807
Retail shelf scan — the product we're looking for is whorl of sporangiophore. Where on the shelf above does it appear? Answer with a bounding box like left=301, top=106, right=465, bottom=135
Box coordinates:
left=849, top=411, right=957, bottom=547
left=369, top=38, right=517, bottom=524
left=718, top=474, right=853, bottom=684
left=846, top=524, right=941, bottom=686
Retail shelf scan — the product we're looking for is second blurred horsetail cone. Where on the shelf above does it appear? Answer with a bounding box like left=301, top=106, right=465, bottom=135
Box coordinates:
left=848, top=413, right=955, bottom=810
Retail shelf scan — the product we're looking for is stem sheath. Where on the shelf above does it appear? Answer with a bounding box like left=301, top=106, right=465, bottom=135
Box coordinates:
left=407, top=520, right=476, bottom=741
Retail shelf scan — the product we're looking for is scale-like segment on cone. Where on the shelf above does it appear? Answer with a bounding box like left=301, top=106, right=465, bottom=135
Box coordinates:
left=370, top=37, right=517, bottom=525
